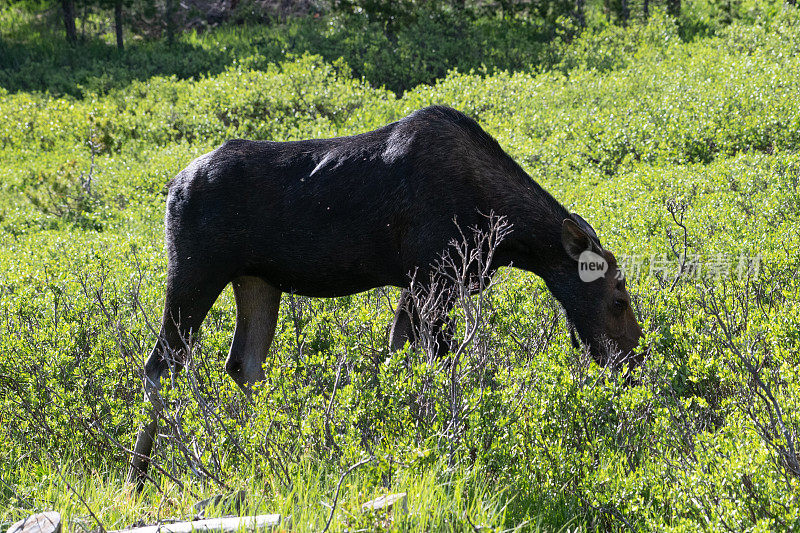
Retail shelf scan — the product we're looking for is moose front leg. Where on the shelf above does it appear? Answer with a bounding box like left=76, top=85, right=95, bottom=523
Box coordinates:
left=389, top=289, right=415, bottom=352
left=389, top=289, right=454, bottom=359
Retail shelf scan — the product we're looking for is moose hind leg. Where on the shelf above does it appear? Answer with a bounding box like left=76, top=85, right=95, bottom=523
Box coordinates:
left=142, top=271, right=229, bottom=389
left=226, top=276, right=281, bottom=391
left=129, top=265, right=228, bottom=488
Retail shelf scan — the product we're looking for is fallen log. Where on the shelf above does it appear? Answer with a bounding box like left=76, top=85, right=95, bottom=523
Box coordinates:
left=361, top=493, right=408, bottom=514
left=8, top=512, right=61, bottom=533
left=109, top=514, right=286, bottom=533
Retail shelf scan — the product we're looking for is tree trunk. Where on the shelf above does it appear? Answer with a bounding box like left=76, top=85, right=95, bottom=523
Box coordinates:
left=80, top=1, right=87, bottom=39
left=667, top=0, right=681, bottom=18
left=620, top=0, right=629, bottom=25
left=643, top=0, right=649, bottom=19
left=575, top=0, right=585, bottom=27
left=165, top=0, right=175, bottom=44
left=61, top=0, right=77, bottom=44
left=114, top=0, right=124, bottom=51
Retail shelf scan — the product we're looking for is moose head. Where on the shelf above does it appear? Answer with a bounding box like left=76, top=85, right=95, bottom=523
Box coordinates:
left=557, top=214, right=643, bottom=368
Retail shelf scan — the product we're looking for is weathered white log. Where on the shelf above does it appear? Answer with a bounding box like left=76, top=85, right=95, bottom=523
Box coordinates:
left=110, top=514, right=286, bottom=533
left=8, top=512, right=61, bottom=533
left=361, top=493, right=408, bottom=514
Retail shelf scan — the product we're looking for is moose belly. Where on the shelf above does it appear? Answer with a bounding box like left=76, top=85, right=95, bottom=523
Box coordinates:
left=236, top=221, right=407, bottom=297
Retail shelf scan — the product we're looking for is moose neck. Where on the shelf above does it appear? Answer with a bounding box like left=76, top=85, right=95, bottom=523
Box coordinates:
left=494, top=189, right=591, bottom=345
left=493, top=177, right=574, bottom=282
left=463, top=146, right=585, bottom=314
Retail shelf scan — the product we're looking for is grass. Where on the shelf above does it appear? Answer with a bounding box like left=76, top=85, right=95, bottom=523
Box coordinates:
left=2, top=458, right=529, bottom=532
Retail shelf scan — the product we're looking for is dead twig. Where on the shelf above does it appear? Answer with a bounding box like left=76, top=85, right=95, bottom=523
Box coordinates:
left=320, top=456, right=374, bottom=533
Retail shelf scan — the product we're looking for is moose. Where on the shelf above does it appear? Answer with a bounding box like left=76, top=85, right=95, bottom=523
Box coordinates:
left=128, top=105, right=642, bottom=486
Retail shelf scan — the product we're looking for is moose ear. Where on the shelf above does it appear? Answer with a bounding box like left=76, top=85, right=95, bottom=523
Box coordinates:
left=570, top=213, right=599, bottom=243
left=562, top=218, right=592, bottom=261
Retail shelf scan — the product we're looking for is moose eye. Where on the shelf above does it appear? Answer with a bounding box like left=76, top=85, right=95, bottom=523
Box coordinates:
left=613, top=299, right=627, bottom=311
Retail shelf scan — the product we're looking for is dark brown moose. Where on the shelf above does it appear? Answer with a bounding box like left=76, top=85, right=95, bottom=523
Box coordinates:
left=128, top=106, right=642, bottom=485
